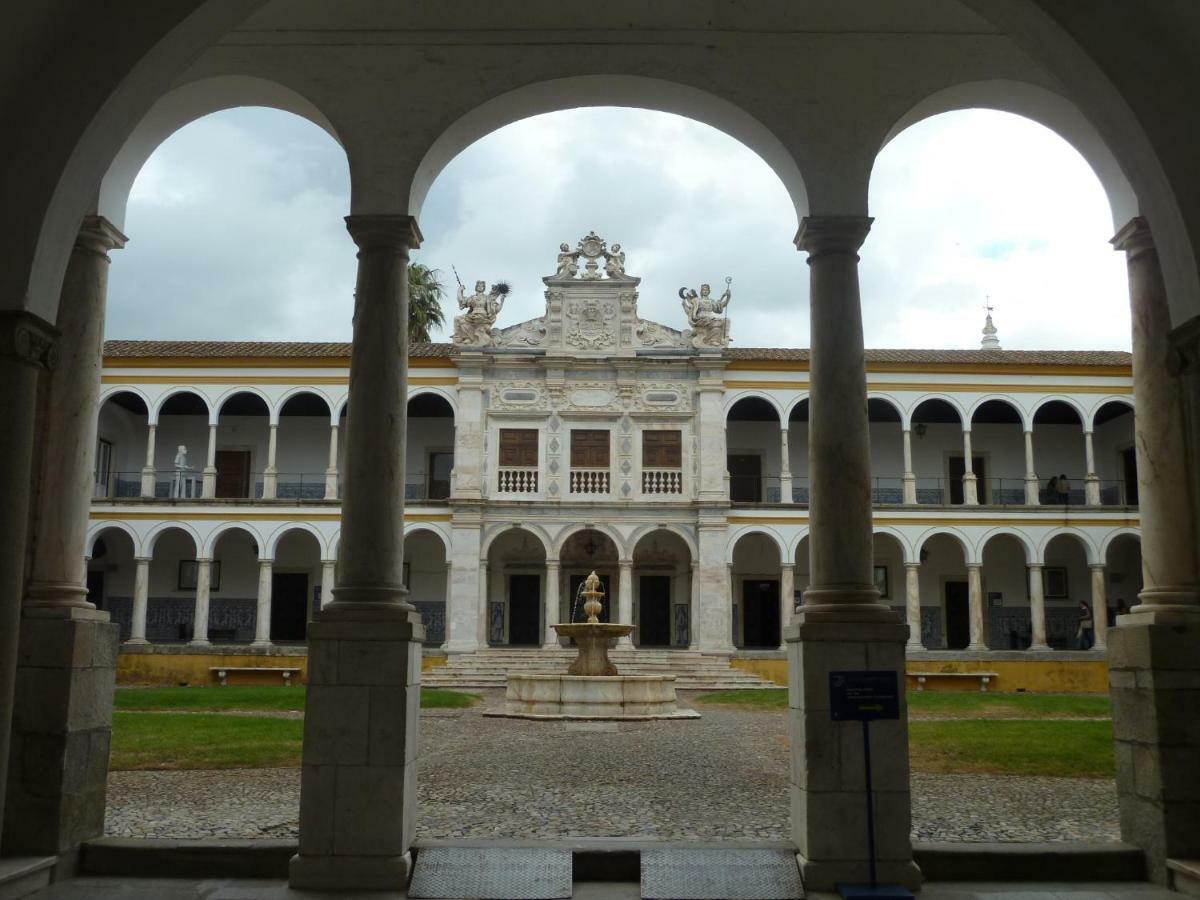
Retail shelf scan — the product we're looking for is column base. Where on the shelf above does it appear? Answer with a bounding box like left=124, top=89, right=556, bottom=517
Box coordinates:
left=445, top=640, right=480, bottom=654
left=188, top=639, right=211, bottom=647
left=902, top=475, right=917, bottom=505
left=967, top=642, right=988, bottom=651
left=123, top=638, right=149, bottom=646
left=289, top=851, right=412, bottom=892
left=797, top=855, right=923, bottom=893
left=1025, top=477, right=1041, bottom=505
left=250, top=640, right=272, bottom=648
left=1028, top=642, right=1050, bottom=651
left=1085, top=475, right=1101, bottom=506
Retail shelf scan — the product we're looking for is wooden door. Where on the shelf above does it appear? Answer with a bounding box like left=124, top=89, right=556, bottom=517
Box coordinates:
left=638, top=575, right=672, bottom=647
left=571, top=430, right=610, bottom=467
left=727, top=454, right=762, bottom=503
left=215, top=450, right=250, bottom=498
left=948, top=455, right=984, bottom=505
left=944, top=581, right=970, bottom=649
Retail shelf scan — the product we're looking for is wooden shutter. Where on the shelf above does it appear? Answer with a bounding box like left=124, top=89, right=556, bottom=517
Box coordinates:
left=499, top=429, right=538, bottom=467
left=570, top=430, right=610, bottom=467
left=642, top=430, right=682, bottom=468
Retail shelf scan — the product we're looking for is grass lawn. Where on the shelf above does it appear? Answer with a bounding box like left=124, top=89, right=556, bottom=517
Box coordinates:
left=114, top=685, right=478, bottom=712
left=908, top=719, right=1114, bottom=777
left=695, top=689, right=1110, bottom=719
left=111, top=712, right=302, bottom=770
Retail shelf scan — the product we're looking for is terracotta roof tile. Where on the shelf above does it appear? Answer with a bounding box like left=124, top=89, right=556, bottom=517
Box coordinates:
left=102, top=340, right=453, bottom=358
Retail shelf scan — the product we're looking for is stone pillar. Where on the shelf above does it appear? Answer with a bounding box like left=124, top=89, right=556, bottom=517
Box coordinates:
left=325, top=422, right=340, bottom=500
left=1091, top=564, right=1109, bottom=651
left=446, top=516, right=482, bottom=653
left=961, top=428, right=978, bottom=505
left=321, top=560, right=336, bottom=610
left=688, top=561, right=700, bottom=650
left=0, top=311, right=56, bottom=856
left=1083, top=430, right=1102, bottom=505
left=1023, top=429, right=1040, bottom=505
left=140, top=423, right=157, bottom=497
left=263, top=422, right=279, bottom=500
left=617, top=559, right=634, bottom=647
left=543, top=561, right=561, bottom=648
left=190, top=559, right=212, bottom=645
left=901, top=428, right=916, bottom=504
left=779, top=563, right=794, bottom=649
left=791, top=216, right=917, bottom=891
left=129, top=558, right=150, bottom=645
left=1028, top=563, right=1049, bottom=650
left=905, top=563, right=923, bottom=651
left=695, top=519, right=735, bottom=653
left=477, top=559, right=490, bottom=647
left=202, top=423, right=217, bottom=498
left=253, top=560, right=273, bottom=647
left=450, top=362, right=484, bottom=500
left=696, top=363, right=729, bottom=503
left=967, top=563, right=986, bottom=650
left=780, top=426, right=793, bottom=503
left=291, top=215, right=425, bottom=892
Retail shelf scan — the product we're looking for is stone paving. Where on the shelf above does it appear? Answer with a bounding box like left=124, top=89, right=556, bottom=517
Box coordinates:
left=104, top=692, right=1120, bottom=843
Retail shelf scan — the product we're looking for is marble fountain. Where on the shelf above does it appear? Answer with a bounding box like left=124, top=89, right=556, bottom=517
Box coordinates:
left=486, top=571, right=699, bottom=721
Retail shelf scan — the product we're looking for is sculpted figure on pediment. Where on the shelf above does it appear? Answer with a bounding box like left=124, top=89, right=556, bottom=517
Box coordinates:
left=680, top=277, right=732, bottom=348
left=453, top=278, right=508, bottom=346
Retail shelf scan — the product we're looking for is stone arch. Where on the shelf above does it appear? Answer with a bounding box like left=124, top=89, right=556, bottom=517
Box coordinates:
left=99, top=386, right=153, bottom=413
left=407, top=387, right=458, bottom=418
left=787, top=527, right=812, bottom=563
left=265, top=522, right=329, bottom=560
left=1038, top=527, right=1099, bottom=566
left=481, top=522, right=554, bottom=560
left=150, top=388, right=212, bottom=424
left=86, top=521, right=141, bottom=558
left=1087, top=396, right=1135, bottom=432
left=783, top=394, right=811, bottom=422
left=724, top=391, right=785, bottom=424
left=99, top=74, right=343, bottom=232
left=143, top=521, right=201, bottom=558
left=872, top=526, right=913, bottom=564
left=726, top=527, right=786, bottom=565
left=978, top=526, right=1036, bottom=562
left=907, top=394, right=967, bottom=429
left=332, top=395, right=351, bottom=422
left=409, top=74, right=809, bottom=225
left=628, top=524, right=698, bottom=562
left=866, top=393, right=905, bottom=422
left=214, top=386, right=273, bottom=423
left=553, top=522, right=627, bottom=560
left=403, top=522, right=451, bottom=556
left=276, top=388, right=334, bottom=424
left=969, top=395, right=1032, bottom=431
left=1100, top=526, right=1142, bottom=560
left=1031, top=395, right=1088, bottom=427
left=915, top=526, right=974, bottom=564
left=202, top=521, right=266, bottom=559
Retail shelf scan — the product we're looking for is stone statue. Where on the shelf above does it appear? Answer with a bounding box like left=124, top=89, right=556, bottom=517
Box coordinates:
left=172, top=445, right=192, bottom=498
left=453, top=279, right=508, bottom=346
left=604, top=243, right=626, bottom=278
left=554, top=243, right=579, bottom=278
left=679, top=277, right=732, bottom=347
left=174, top=445, right=190, bottom=470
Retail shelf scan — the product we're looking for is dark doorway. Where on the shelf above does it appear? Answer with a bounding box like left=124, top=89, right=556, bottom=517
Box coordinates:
left=741, top=579, right=781, bottom=648
left=215, top=450, right=251, bottom=498
left=727, top=454, right=762, bottom=503
left=508, top=574, right=541, bottom=645
left=568, top=573, right=612, bottom=623
left=86, top=571, right=104, bottom=610
left=639, top=575, right=672, bottom=647
left=428, top=451, right=452, bottom=500
left=1121, top=446, right=1139, bottom=505
left=271, top=573, right=309, bottom=641
left=949, top=455, right=985, bottom=505
left=944, top=581, right=970, bottom=649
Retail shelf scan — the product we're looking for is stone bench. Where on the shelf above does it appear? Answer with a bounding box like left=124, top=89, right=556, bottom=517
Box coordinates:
left=210, top=666, right=301, bottom=687
left=908, top=671, right=999, bottom=692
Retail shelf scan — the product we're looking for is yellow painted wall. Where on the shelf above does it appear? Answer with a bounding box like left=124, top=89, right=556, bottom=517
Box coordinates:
left=730, top=656, right=1109, bottom=693
left=117, top=650, right=449, bottom=686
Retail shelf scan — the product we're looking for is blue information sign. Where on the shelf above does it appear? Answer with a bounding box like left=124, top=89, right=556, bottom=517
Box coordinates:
left=829, top=670, right=900, bottom=722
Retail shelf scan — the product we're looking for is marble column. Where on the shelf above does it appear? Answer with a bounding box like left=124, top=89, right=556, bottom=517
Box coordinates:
left=779, top=426, right=793, bottom=503
left=202, top=423, right=217, bottom=498
left=477, top=559, right=490, bottom=647
left=695, top=520, right=735, bottom=653
left=542, top=560, right=561, bottom=648
left=291, top=215, right=425, bottom=892
left=1023, top=430, right=1040, bottom=505
left=688, top=561, right=700, bottom=650
left=696, top=363, right=729, bottom=502
left=263, top=422, right=279, bottom=499
left=961, top=428, right=978, bottom=505
left=253, top=560, right=273, bottom=647
left=140, top=423, right=157, bottom=497
left=1028, top=563, right=1049, bottom=650
left=967, top=563, right=986, bottom=650
left=1090, top=564, right=1109, bottom=650
left=321, top=560, right=336, bottom=610
left=446, top=517, right=481, bottom=653
left=778, top=563, right=794, bottom=649
left=190, top=559, right=212, bottom=645
left=129, top=558, right=150, bottom=645
left=791, top=216, right=917, bottom=891
left=617, top=559, right=634, bottom=647
left=325, top=421, right=340, bottom=500
left=905, top=563, right=923, bottom=651
left=0, top=311, right=56, bottom=855
left=1083, top=431, right=1101, bottom=505
left=902, top=428, right=917, bottom=504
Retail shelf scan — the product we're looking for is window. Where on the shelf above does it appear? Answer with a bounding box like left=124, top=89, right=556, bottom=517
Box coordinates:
left=642, top=430, right=682, bottom=468
left=94, top=439, right=113, bottom=489
left=428, top=451, right=452, bottom=500
left=499, top=429, right=538, bottom=467
left=570, top=430, right=610, bottom=468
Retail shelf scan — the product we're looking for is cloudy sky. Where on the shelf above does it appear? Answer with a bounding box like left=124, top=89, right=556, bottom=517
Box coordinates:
left=107, top=105, right=1131, bottom=351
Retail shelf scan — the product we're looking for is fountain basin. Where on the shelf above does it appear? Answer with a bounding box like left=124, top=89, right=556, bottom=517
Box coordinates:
left=487, top=673, right=700, bottom=720
left=552, top=622, right=634, bottom=676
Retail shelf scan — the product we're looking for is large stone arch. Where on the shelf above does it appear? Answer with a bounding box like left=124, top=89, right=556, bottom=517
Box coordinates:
left=872, top=526, right=914, bottom=565
left=408, top=74, right=809, bottom=225
left=150, top=388, right=212, bottom=424
left=968, top=395, right=1032, bottom=432
left=265, top=522, right=329, bottom=561
left=628, top=524, right=698, bottom=562
left=202, top=521, right=266, bottom=559
left=276, top=387, right=335, bottom=424
left=978, top=526, right=1036, bottom=563
left=86, top=521, right=142, bottom=558
left=403, top=522, right=452, bottom=556
left=552, top=522, right=627, bottom=560
left=480, top=522, right=553, bottom=560
left=726, top=526, right=787, bottom=566
left=914, top=525, right=974, bottom=564
left=407, top=387, right=458, bottom=418
left=907, top=394, right=968, bottom=430
left=1100, top=526, right=1142, bottom=560
left=1038, top=527, right=1099, bottom=566
left=1030, top=395, right=1088, bottom=427
left=143, top=521, right=201, bottom=558
left=1086, top=396, right=1135, bottom=432
left=724, top=391, right=786, bottom=424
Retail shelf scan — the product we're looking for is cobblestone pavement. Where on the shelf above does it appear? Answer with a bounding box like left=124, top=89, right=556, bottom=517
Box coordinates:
left=105, top=693, right=1119, bottom=843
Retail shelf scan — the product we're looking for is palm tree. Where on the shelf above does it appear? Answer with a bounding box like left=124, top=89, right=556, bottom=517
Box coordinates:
left=408, top=263, right=447, bottom=342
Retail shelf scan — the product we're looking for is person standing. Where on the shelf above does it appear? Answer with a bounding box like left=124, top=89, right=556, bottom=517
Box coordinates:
left=1077, top=599, right=1095, bottom=649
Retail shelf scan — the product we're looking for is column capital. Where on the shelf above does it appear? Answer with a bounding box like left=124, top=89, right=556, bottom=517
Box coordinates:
left=966, top=562, right=983, bottom=571
left=781, top=562, right=795, bottom=572
left=0, top=310, right=58, bottom=370
left=618, top=558, right=634, bottom=569
left=794, top=215, right=873, bottom=258
left=1111, top=216, right=1154, bottom=258
left=1089, top=562, right=1107, bottom=571
left=258, top=558, right=274, bottom=567
left=1027, top=562, right=1044, bottom=570
left=195, top=557, right=213, bottom=565
left=344, top=214, right=422, bottom=251
left=545, top=559, right=561, bottom=570
left=134, top=556, right=152, bottom=564
left=904, top=561, right=921, bottom=570
left=77, top=215, right=128, bottom=258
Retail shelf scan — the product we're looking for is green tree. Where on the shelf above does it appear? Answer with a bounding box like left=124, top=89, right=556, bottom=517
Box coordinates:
left=408, top=262, right=447, bottom=342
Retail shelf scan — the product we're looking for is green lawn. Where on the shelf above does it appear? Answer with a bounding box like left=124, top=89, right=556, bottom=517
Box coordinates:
left=695, top=689, right=1110, bottom=719
left=111, top=712, right=303, bottom=770
left=114, top=685, right=478, bottom=712
left=908, top=719, right=1114, bottom=777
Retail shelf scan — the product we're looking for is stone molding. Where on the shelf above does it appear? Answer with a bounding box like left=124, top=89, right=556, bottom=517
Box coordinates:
left=344, top=214, right=423, bottom=251
left=0, top=310, right=59, bottom=369
left=76, top=215, right=128, bottom=258
left=794, top=215, right=873, bottom=258
left=1110, top=215, right=1154, bottom=260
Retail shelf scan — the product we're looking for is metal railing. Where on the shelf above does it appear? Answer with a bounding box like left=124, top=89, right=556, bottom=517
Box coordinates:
left=870, top=476, right=906, bottom=505
left=570, top=468, right=610, bottom=495
left=642, top=468, right=683, bottom=495
left=93, top=472, right=146, bottom=499
left=404, top=472, right=451, bottom=502
left=1034, top=475, right=1088, bottom=506
left=497, top=467, right=538, bottom=494
left=255, top=472, right=331, bottom=500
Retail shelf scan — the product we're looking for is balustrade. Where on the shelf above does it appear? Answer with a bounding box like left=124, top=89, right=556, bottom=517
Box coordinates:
left=641, top=468, right=683, bottom=495
left=497, top=466, right=538, bottom=493
left=570, top=467, right=610, bottom=494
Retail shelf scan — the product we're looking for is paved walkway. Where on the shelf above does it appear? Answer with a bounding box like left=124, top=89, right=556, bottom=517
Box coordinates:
left=105, top=693, right=1119, bottom=843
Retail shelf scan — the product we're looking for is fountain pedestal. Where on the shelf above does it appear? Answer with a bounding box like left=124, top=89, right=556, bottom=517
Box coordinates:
left=554, top=622, right=631, bottom=676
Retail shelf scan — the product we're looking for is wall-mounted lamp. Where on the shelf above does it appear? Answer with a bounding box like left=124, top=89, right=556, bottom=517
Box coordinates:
left=914, top=423, right=928, bottom=439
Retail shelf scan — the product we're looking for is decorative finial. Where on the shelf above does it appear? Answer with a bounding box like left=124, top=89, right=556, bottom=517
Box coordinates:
left=980, top=297, right=1001, bottom=350
left=581, top=570, right=605, bottom=623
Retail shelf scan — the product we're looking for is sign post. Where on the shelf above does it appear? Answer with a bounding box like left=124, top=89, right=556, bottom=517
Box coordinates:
left=829, top=670, right=913, bottom=900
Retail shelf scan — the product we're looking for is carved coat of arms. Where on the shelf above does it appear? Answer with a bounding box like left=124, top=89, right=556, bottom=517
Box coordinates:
left=565, top=298, right=616, bottom=350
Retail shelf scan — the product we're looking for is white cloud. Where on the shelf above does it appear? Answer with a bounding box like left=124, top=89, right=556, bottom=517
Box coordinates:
left=107, top=106, right=1130, bottom=352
